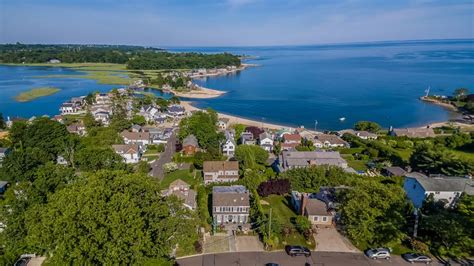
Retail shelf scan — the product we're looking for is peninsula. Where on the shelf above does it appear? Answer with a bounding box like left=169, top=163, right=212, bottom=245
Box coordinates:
left=14, top=87, right=61, bottom=102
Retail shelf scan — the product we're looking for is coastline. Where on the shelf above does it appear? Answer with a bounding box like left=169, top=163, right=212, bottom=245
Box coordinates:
left=181, top=101, right=296, bottom=130
left=420, top=96, right=458, bottom=111
left=169, top=85, right=226, bottom=99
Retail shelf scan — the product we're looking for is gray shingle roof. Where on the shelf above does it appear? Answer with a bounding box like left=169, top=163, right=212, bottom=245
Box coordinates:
left=281, top=151, right=348, bottom=169
left=410, top=176, right=473, bottom=194
left=212, top=186, right=250, bottom=207
left=183, top=135, right=198, bottom=147
left=305, top=198, right=329, bottom=216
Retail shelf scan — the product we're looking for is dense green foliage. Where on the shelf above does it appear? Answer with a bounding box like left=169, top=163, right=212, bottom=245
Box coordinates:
left=281, top=166, right=356, bottom=192
left=419, top=195, right=474, bottom=257
left=178, top=110, right=224, bottom=154
left=235, top=144, right=269, bottom=170
left=127, top=52, right=241, bottom=70
left=24, top=171, right=198, bottom=264
left=354, top=121, right=381, bottom=133
left=0, top=44, right=240, bottom=70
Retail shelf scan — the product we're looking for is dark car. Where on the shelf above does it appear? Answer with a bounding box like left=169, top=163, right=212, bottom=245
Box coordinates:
left=285, top=245, right=311, bottom=257
left=265, top=263, right=279, bottom=266
left=402, top=253, right=433, bottom=264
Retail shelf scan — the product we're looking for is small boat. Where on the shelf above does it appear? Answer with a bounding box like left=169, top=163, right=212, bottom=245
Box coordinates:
left=339, top=117, right=346, bottom=122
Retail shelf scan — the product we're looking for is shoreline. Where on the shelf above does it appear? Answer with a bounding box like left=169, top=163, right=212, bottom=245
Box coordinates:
left=181, top=101, right=297, bottom=131
left=420, top=96, right=459, bottom=111
left=169, top=85, right=227, bottom=99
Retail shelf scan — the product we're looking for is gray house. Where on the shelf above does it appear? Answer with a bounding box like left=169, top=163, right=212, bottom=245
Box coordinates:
left=212, top=186, right=250, bottom=228
left=278, top=151, right=350, bottom=172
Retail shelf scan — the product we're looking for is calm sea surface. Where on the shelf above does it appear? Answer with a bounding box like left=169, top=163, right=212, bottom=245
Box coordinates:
left=171, top=39, right=474, bottom=130
left=1, top=39, right=473, bottom=130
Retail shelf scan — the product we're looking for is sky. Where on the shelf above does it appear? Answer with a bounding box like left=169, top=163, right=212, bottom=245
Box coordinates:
left=0, top=0, right=473, bottom=46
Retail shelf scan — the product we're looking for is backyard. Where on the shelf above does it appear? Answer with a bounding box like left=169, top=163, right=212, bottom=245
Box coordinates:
left=160, top=169, right=201, bottom=189
left=261, top=195, right=315, bottom=250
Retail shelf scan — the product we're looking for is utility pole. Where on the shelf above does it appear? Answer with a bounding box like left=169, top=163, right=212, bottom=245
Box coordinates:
left=413, top=208, right=419, bottom=238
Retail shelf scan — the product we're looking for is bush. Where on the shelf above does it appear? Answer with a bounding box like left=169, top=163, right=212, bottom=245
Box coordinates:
left=257, top=179, right=291, bottom=197
left=294, top=216, right=312, bottom=239
left=163, top=162, right=178, bottom=173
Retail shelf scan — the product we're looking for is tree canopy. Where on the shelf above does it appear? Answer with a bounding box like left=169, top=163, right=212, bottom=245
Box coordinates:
left=178, top=110, right=224, bottom=153
left=354, top=121, right=381, bottom=133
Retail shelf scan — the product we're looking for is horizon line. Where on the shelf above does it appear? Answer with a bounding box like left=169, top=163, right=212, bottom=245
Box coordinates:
left=2, top=37, right=473, bottom=49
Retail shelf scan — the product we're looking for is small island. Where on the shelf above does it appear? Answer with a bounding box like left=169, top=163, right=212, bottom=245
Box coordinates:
left=15, top=87, right=61, bottom=102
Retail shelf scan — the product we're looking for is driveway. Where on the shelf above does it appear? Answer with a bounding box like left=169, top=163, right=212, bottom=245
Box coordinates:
left=314, top=227, right=359, bottom=253
left=149, top=130, right=177, bottom=180
left=235, top=236, right=264, bottom=252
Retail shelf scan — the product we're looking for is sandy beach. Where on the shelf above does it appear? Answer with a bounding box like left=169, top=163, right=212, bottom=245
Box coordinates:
left=170, top=86, right=226, bottom=99
left=181, top=101, right=297, bottom=130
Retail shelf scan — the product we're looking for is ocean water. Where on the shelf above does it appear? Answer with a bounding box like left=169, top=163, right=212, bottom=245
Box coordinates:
left=1, top=39, right=473, bottom=130
left=170, top=39, right=474, bottom=130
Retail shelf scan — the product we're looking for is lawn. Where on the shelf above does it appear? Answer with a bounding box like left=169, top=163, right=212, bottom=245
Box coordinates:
left=450, top=149, right=474, bottom=161
left=395, top=148, right=413, bottom=161
left=160, top=169, right=201, bottom=189
left=14, top=87, right=61, bottom=102
left=341, top=154, right=368, bottom=171
left=261, top=195, right=315, bottom=249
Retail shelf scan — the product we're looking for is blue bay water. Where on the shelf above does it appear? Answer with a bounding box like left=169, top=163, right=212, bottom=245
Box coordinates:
left=170, top=39, right=474, bottom=130
left=1, top=39, right=473, bottom=130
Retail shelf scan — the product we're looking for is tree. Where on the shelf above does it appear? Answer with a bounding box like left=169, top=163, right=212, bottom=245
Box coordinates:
left=235, top=145, right=269, bottom=170
left=131, top=115, right=146, bottom=126
left=281, top=166, right=357, bottom=192
left=294, top=216, right=312, bottom=238
left=257, top=179, right=291, bottom=197
left=75, top=147, right=128, bottom=171
left=24, top=171, right=198, bottom=265
left=354, top=121, right=381, bottom=133
left=178, top=110, right=223, bottom=151
left=453, top=88, right=469, bottom=99
left=0, top=112, right=5, bottom=129
left=232, top=124, right=246, bottom=142
left=0, top=147, right=51, bottom=182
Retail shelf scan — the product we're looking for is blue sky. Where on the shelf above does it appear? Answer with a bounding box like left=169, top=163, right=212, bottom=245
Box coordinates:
left=0, top=0, right=473, bottom=46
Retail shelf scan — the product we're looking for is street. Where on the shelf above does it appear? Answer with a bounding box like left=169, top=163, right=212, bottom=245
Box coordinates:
left=177, top=251, right=446, bottom=266
left=149, top=130, right=177, bottom=180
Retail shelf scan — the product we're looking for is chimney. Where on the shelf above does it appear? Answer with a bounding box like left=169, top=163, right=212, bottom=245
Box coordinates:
left=300, top=193, right=308, bottom=216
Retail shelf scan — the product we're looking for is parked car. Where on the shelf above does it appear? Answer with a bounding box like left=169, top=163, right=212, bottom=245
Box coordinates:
left=265, top=263, right=279, bottom=266
left=402, top=253, right=432, bottom=264
left=285, top=245, right=311, bottom=257
left=365, top=248, right=391, bottom=260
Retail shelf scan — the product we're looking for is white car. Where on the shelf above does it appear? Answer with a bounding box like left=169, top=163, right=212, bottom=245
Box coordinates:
left=365, top=248, right=391, bottom=260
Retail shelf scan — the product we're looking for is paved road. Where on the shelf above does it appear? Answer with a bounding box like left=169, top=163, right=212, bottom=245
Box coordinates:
left=149, top=131, right=177, bottom=180
left=177, top=251, right=446, bottom=266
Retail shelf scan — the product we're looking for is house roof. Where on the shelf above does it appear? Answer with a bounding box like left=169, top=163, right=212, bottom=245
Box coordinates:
left=305, top=198, right=329, bottom=216
left=212, top=185, right=250, bottom=207
left=283, top=133, right=301, bottom=142
left=112, top=144, right=139, bottom=154
left=172, top=189, right=197, bottom=209
left=120, top=131, right=150, bottom=141
left=408, top=176, right=473, bottom=194
left=219, top=118, right=230, bottom=123
left=315, top=134, right=348, bottom=145
left=259, top=132, right=272, bottom=140
left=392, top=128, right=435, bottom=138
left=281, top=151, right=347, bottom=168
left=0, top=181, right=8, bottom=188
left=169, top=179, right=190, bottom=190
left=183, top=135, right=198, bottom=147
left=384, top=166, right=407, bottom=176
left=203, top=161, right=239, bottom=172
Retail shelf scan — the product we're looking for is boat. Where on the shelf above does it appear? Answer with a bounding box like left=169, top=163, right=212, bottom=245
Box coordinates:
left=339, top=117, right=346, bottom=122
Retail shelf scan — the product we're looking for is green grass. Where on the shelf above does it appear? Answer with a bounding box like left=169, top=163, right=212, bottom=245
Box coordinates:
left=262, top=195, right=315, bottom=249
left=14, top=87, right=61, bottom=102
left=160, top=169, right=201, bottom=189
left=450, top=149, right=474, bottom=161
left=395, top=148, right=413, bottom=161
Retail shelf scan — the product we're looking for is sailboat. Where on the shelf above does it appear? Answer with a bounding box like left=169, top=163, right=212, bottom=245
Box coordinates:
left=424, top=86, right=430, bottom=97
left=339, top=117, right=346, bottom=122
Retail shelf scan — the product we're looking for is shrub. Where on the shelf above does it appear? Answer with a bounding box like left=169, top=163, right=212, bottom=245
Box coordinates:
left=257, top=179, right=291, bottom=197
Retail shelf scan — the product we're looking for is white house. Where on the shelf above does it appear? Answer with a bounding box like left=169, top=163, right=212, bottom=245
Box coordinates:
left=313, top=134, right=349, bottom=148
left=212, top=185, right=250, bottom=227
left=112, top=144, right=141, bottom=163
left=203, top=161, right=239, bottom=184
left=259, top=132, right=274, bottom=152
left=121, top=131, right=150, bottom=146
left=403, top=174, right=473, bottom=208
left=217, top=118, right=230, bottom=130
left=222, top=130, right=236, bottom=156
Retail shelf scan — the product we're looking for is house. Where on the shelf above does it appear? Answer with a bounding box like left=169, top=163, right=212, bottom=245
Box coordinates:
left=0, top=148, right=9, bottom=164
left=390, top=127, right=435, bottom=138
left=94, top=111, right=110, bottom=125
left=217, top=118, right=230, bottom=130
left=131, top=124, right=142, bottom=133
left=239, top=131, right=256, bottom=145
left=60, top=102, right=80, bottom=115
left=161, top=179, right=197, bottom=210
left=382, top=166, right=407, bottom=177
left=281, top=133, right=302, bottom=150
left=203, top=161, right=239, bottom=184
left=112, top=144, right=141, bottom=163
left=0, top=181, right=8, bottom=194
left=403, top=174, right=473, bottom=208
left=66, top=123, right=86, bottom=136
left=279, top=151, right=349, bottom=172
left=291, top=191, right=334, bottom=226
left=120, top=131, right=150, bottom=146
left=259, top=132, right=274, bottom=152
left=313, top=134, right=349, bottom=148
left=139, top=105, right=161, bottom=122
left=149, top=128, right=173, bottom=144
left=95, top=93, right=111, bottom=105
left=212, top=185, right=250, bottom=226
left=338, top=129, right=378, bottom=140
left=245, top=126, right=264, bottom=139
left=222, top=131, right=236, bottom=157
left=48, top=59, right=61, bottom=64
left=182, top=135, right=199, bottom=155
left=167, top=105, right=186, bottom=117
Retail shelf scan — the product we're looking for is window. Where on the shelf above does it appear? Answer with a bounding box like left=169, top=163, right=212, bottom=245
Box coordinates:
left=322, top=217, right=328, bottom=222
left=313, top=216, right=319, bottom=222
left=435, top=191, right=440, bottom=194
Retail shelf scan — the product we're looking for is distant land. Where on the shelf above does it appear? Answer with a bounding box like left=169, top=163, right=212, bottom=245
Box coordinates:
left=14, top=87, right=61, bottom=102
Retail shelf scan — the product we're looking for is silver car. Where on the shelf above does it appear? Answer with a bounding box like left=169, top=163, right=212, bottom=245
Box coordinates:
left=402, top=253, right=432, bottom=264
left=365, top=248, right=391, bottom=260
